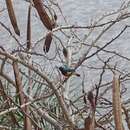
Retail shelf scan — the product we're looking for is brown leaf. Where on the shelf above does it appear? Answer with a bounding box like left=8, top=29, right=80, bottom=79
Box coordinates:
left=43, top=32, right=52, bottom=53
left=112, top=75, right=123, bottom=130
left=33, top=0, right=55, bottom=30
left=6, top=0, right=20, bottom=36
left=27, top=5, right=32, bottom=50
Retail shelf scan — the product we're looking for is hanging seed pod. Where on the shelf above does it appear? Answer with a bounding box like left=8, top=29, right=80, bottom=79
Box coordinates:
left=83, top=95, right=87, bottom=104
left=87, top=91, right=95, bottom=109
left=43, top=32, right=52, bottom=53
left=84, top=116, right=92, bottom=130
left=6, top=0, right=20, bottom=36
left=63, top=47, right=68, bottom=58
left=33, top=0, right=54, bottom=30
left=27, top=5, right=32, bottom=50
left=112, top=75, right=123, bottom=130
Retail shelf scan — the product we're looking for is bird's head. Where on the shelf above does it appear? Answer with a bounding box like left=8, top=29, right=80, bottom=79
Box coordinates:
left=59, top=67, right=64, bottom=72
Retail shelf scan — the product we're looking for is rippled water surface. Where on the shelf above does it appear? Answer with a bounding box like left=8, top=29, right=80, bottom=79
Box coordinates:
left=0, top=0, right=130, bottom=98
left=58, top=0, right=122, bottom=24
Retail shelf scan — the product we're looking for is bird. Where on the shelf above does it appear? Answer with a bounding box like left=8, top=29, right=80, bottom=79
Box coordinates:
left=58, top=65, right=80, bottom=77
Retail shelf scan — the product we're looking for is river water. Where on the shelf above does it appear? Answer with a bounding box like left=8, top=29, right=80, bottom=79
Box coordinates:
left=0, top=0, right=130, bottom=98
left=0, top=0, right=130, bottom=99
left=0, top=0, right=130, bottom=128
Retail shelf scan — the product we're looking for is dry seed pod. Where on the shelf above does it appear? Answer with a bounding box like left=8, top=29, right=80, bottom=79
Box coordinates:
left=112, top=75, right=123, bottom=130
left=83, top=95, right=87, bottom=104
left=85, top=116, right=92, bottom=130
left=27, top=5, right=32, bottom=50
left=87, top=91, right=95, bottom=109
left=6, top=0, right=20, bottom=36
left=43, top=32, right=52, bottom=53
left=63, top=47, right=68, bottom=58
left=33, top=0, right=54, bottom=30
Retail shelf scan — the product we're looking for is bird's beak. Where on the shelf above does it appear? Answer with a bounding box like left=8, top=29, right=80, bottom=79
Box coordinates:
left=55, top=66, right=59, bottom=69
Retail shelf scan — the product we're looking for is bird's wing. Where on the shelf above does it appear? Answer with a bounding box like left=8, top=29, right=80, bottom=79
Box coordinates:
left=64, top=68, right=75, bottom=72
left=63, top=65, right=75, bottom=72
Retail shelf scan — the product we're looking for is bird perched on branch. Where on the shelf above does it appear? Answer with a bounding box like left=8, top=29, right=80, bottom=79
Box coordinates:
left=58, top=65, right=80, bottom=77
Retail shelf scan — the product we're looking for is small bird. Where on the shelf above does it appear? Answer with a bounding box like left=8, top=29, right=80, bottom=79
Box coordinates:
left=58, top=65, right=80, bottom=77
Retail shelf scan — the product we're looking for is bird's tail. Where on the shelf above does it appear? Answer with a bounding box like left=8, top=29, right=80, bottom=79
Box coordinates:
left=73, top=72, right=80, bottom=77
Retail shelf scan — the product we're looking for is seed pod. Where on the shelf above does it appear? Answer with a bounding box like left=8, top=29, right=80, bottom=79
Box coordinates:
left=87, top=91, right=95, bottom=109
left=83, top=95, right=87, bottom=104
left=85, top=116, right=92, bottom=130
left=43, top=32, right=52, bottom=53
left=63, top=47, right=68, bottom=58
left=6, top=0, right=20, bottom=36
left=33, top=0, right=54, bottom=30
left=27, top=5, right=32, bottom=50
left=112, top=75, right=123, bottom=130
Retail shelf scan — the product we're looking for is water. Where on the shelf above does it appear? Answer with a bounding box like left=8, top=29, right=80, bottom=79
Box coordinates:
left=0, top=0, right=130, bottom=95
left=0, top=0, right=130, bottom=128
left=0, top=0, right=130, bottom=98
left=58, top=0, right=122, bottom=24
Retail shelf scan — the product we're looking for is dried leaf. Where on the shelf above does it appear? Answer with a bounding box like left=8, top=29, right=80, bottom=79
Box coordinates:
left=112, top=75, right=123, bottom=130
left=43, top=32, right=52, bottom=53
left=6, top=0, right=20, bottom=35
left=33, top=0, right=54, bottom=30
left=27, top=5, right=32, bottom=50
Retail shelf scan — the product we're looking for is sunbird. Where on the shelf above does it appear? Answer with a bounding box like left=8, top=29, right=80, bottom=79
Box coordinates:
left=58, top=65, right=80, bottom=77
